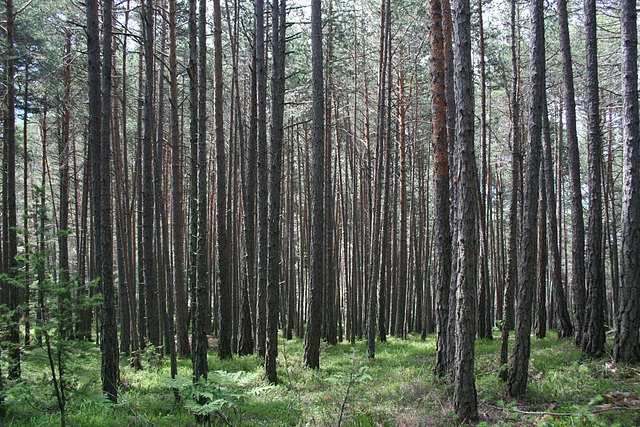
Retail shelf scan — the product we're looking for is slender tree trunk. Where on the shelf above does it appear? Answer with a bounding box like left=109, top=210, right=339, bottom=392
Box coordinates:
left=395, top=73, right=408, bottom=339
left=442, top=0, right=457, bottom=374
left=507, top=0, right=544, bottom=398
left=4, top=0, right=20, bottom=380
left=58, top=31, right=72, bottom=340
left=88, top=0, right=118, bottom=401
left=23, top=60, right=30, bottom=346
left=169, top=0, right=189, bottom=358
left=265, top=0, right=286, bottom=383
left=429, top=0, right=450, bottom=377
left=100, top=0, right=118, bottom=401
left=187, top=0, right=198, bottom=351
left=366, top=0, right=391, bottom=360
left=615, top=0, right=640, bottom=363
left=255, top=0, right=269, bottom=359
left=142, top=0, right=159, bottom=350
left=119, top=0, right=140, bottom=365
left=213, top=0, right=232, bottom=360
left=582, top=0, right=605, bottom=358
left=603, top=111, right=620, bottom=328
left=231, top=0, right=255, bottom=356
left=323, top=0, right=337, bottom=346
left=193, top=0, right=209, bottom=385
left=542, top=96, right=573, bottom=338
left=558, top=0, right=586, bottom=346
left=476, top=0, right=491, bottom=341
left=303, top=0, right=325, bottom=370
left=153, top=16, right=169, bottom=354
left=500, top=0, right=519, bottom=375
left=452, top=0, right=478, bottom=419
left=535, top=166, right=547, bottom=339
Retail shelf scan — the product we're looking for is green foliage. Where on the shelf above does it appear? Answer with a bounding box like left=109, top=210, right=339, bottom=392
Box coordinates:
left=4, top=332, right=640, bottom=426
left=161, top=370, right=269, bottom=422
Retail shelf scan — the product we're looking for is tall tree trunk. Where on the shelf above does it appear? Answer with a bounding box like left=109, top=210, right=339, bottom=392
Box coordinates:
left=255, top=0, right=269, bottom=359
left=3, top=0, right=20, bottom=380
left=442, top=0, right=457, bottom=374
left=541, top=96, right=573, bottom=338
left=187, top=0, right=198, bottom=351
left=395, top=73, right=408, bottom=339
left=153, top=16, right=169, bottom=354
left=614, top=0, right=640, bottom=363
left=197, top=0, right=211, bottom=337
left=113, top=28, right=131, bottom=358
left=558, top=0, right=586, bottom=346
left=452, top=0, right=478, bottom=419
left=136, top=50, right=146, bottom=349
left=213, top=0, right=232, bottom=360
left=22, top=60, right=30, bottom=346
left=303, top=0, right=325, bottom=370
left=429, top=0, right=451, bottom=377
left=118, top=0, right=140, bottom=364
left=500, top=0, right=519, bottom=375
left=507, top=0, right=544, bottom=398
left=58, top=31, right=72, bottom=340
left=476, top=0, right=491, bottom=341
left=581, top=0, right=605, bottom=358
left=88, top=0, right=118, bottom=402
left=366, top=0, right=391, bottom=360
left=142, top=0, right=159, bottom=350
left=169, top=0, right=190, bottom=358
left=323, top=0, right=337, bottom=346
left=193, top=0, right=209, bottom=385
left=100, top=0, right=118, bottom=401
left=265, top=0, right=286, bottom=384
left=231, top=0, right=255, bottom=357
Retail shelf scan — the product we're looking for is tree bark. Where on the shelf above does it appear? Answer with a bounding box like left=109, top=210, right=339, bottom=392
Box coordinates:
left=557, top=0, right=586, bottom=346
left=303, top=0, right=325, bottom=370
left=142, top=0, right=159, bottom=350
left=265, top=0, right=286, bottom=384
left=213, top=0, right=233, bottom=360
left=169, top=0, right=190, bottom=358
left=191, top=0, right=208, bottom=385
left=507, top=0, right=544, bottom=398
left=500, top=0, right=519, bottom=370
left=323, top=0, right=337, bottom=346
left=366, top=0, right=391, bottom=360
left=535, top=165, right=547, bottom=339
left=429, top=0, right=451, bottom=377
left=614, top=0, right=640, bottom=363
left=88, top=0, right=118, bottom=401
left=3, top=0, right=20, bottom=380
left=58, top=31, right=72, bottom=340
left=541, top=96, right=573, bottom=338
left=255, top=0, right=269, bottom=359
left=452, top=0, right=478, bottom=419
left=581, top=0, right=605, bottom=358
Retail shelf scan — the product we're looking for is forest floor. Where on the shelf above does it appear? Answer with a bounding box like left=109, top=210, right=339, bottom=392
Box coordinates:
left=3, top=330, right=640, bottom=426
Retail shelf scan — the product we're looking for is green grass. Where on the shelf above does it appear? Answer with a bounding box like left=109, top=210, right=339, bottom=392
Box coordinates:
left=2, top=331, right=639, bottom=426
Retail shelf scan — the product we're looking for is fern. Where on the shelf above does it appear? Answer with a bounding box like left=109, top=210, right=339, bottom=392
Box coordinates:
left=161, top=370, right=270, bottom=420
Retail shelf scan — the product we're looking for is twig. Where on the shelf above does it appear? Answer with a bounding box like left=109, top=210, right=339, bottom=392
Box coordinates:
left=511, top=405, right=639, bottom=417
left=337, top=369, right=354, bottom=427
left=513, top=409, right=575, bottom=416
left=594, top=406, right=639, bottom=413
left=215, top=410, right=233, bottom=426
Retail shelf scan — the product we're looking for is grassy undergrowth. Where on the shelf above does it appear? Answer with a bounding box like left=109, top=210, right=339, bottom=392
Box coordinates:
left=2, top=331, right=639, bottom=425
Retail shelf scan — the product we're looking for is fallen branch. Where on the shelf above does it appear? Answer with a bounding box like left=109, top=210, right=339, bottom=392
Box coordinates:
left=512, top=409, right=574, bottom=417
left=511, top=405, right=638, bottom=417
